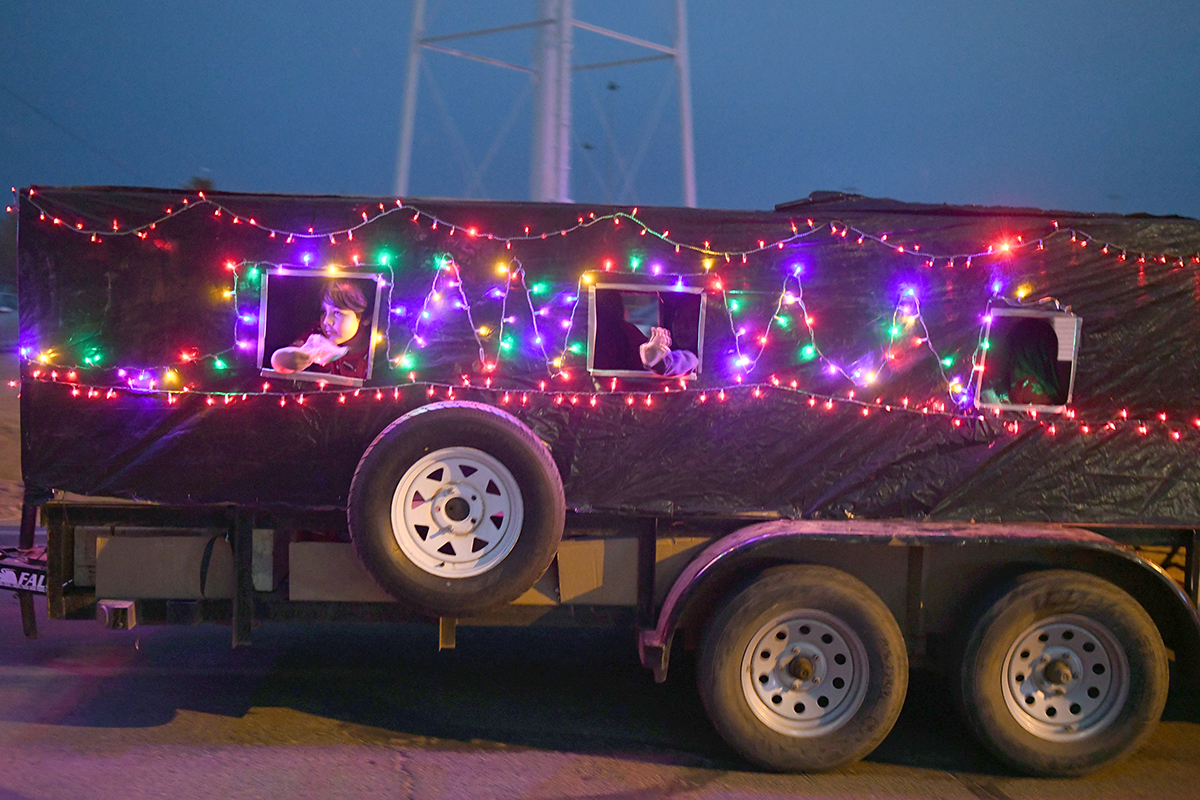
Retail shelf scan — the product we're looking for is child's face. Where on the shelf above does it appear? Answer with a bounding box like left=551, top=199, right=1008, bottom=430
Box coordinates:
left=321, top=301, right=361, bottom=345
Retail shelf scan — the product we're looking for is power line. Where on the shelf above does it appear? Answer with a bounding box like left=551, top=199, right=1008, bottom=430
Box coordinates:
left=0, top=82, right=149, bottom=183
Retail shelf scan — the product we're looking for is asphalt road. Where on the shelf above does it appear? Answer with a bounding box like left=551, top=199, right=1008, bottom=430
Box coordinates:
left=3, top=581, right=1199, bottom=800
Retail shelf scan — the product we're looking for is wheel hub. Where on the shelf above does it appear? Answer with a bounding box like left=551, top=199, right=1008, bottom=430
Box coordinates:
left=442, top=496, right=471, bottom=522
left=390, top=446, right=524, bottom=578
left=741, top=611, right=869, bottom=737
left=786, top=654, right=815, bottom=683
left=1041, top=656, right=1077, bottom=687
left=430, top=486, right=481, bottom=534
left=1001, top=614, right=1127, bottom=741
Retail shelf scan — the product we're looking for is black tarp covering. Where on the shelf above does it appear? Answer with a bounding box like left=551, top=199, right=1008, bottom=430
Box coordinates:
left=17, top=186, right=1200, bottom=524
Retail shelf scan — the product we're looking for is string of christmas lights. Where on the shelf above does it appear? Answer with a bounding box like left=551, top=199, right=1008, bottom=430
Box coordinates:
left=14, top=369, right=984, bottom=424
left=27, top=246, right=973, bottom=412
left=18, top=369, right=1200, bottom=446
left=397, top=255, right=567, bottom=382
left=15, top=187, right=1200, bottom=268
left=13, top=187, right=1200, bottom=430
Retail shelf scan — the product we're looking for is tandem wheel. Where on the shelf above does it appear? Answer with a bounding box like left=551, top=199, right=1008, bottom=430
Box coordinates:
left=698, top=564, right=908, bottom=772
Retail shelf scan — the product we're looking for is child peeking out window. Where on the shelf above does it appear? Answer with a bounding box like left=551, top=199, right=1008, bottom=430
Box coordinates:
left=271, top=280, right=371, bottom=380
left=979, top=316, right=1066, bottom=406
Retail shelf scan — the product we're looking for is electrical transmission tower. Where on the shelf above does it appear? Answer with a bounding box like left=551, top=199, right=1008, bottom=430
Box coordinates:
left=395, top=0, right=696, bottom=206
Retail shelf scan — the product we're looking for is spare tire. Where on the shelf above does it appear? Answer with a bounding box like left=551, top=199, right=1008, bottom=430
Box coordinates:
left=348, top=401, right=565, bottom=616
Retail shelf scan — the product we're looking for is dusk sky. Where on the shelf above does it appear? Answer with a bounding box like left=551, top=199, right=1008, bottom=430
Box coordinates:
left=3, top=1, right=1198, bottom=218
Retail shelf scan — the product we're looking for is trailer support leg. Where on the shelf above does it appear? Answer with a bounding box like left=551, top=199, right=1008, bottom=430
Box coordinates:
left=18, top=498, right=39, bottom=639
left=18, top=594, right=36, bottom=639
left=18, top=498, right=37, bottom=550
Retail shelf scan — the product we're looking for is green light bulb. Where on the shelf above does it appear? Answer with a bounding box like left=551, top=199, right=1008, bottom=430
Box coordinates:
left=213, top=358, right=227, bottom=370
left=799, top=344, right=817, bottom=362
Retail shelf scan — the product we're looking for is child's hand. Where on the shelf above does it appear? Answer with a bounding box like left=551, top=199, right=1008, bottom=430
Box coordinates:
left=299, top=333, right=350, bottom=366
left=639, top=327, right=672, bottom=368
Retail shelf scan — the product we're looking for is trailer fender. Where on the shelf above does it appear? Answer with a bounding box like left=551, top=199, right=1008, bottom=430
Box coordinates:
left=638, top=520, right=1200, bottom=684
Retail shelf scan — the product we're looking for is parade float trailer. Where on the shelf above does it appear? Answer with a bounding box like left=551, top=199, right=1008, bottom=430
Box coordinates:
left=5, top=185, right=1200, bottom=775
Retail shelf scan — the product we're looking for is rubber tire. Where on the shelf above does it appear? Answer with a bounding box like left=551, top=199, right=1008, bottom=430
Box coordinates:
left=957, top=570, right=1168, bottom=777
left=698, top=565, right=908, bottom=772
left=348, top=401, right=565, bottom=616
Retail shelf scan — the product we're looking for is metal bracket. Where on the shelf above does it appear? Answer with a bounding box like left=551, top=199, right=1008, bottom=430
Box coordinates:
left=1187, top=529, right=1200, bottom=609
left=98, top=599, right=138, bottom=630
left=439, top=616, right=457, bottom=650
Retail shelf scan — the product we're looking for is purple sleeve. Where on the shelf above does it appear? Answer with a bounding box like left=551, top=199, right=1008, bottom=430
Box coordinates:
left=662, top=349, right=699, bottom=376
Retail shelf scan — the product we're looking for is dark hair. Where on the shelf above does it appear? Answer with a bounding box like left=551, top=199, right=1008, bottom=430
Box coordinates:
left=1003, top=318, right=1063, bottom=400
left=322, top=280, right=368, bottom=315
left=594, top=288, right=626, bottom=321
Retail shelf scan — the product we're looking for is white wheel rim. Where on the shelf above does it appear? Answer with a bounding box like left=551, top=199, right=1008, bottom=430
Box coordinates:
left=1000, top=613, right=1129, bottom=742
left=741, top=609, right=870, bottom=738
left=390, top=446, right=524, bottom=579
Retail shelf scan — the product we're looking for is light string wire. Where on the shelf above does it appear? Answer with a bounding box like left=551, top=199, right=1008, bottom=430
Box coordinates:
left=31, top=250, right=958, bottom=410
left=0, top=218, right=1150, bottom=401
left=24, top=369, right=1200, bottom=445
left=20, top=245, right=973, bottom=420
left=16, top=188, right=1200, bottom=267
left=15, top=190, right=1200, bottom=437
left=396, top=255, right=562, bottom=387
left=29, top=369, right=980, bottom=420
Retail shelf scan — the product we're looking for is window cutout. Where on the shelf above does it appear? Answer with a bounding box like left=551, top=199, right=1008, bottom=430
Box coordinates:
left=459, top=465, right=477, bottom=478
left=437, top=542, right=456, bottom=556
left=485, top=479, right=501, bottom=496
left=471, top=538, right=489, bottom=553
left=587, top=280, right=706, bottom=379
left=489, top=513, right=504, bottom=528
left=257, top=267, right=384, bottom=388
left=414, top=524, right=430, bottom=540
left=426, top=467, right=444, bottom=482
left=975, top=309, right=1081, bottom=413
left=411, top=491, right=425, bottom=508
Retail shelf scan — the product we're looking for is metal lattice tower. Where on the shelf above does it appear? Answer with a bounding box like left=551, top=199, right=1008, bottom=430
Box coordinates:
left=395, top=0, right=696, bottom=206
